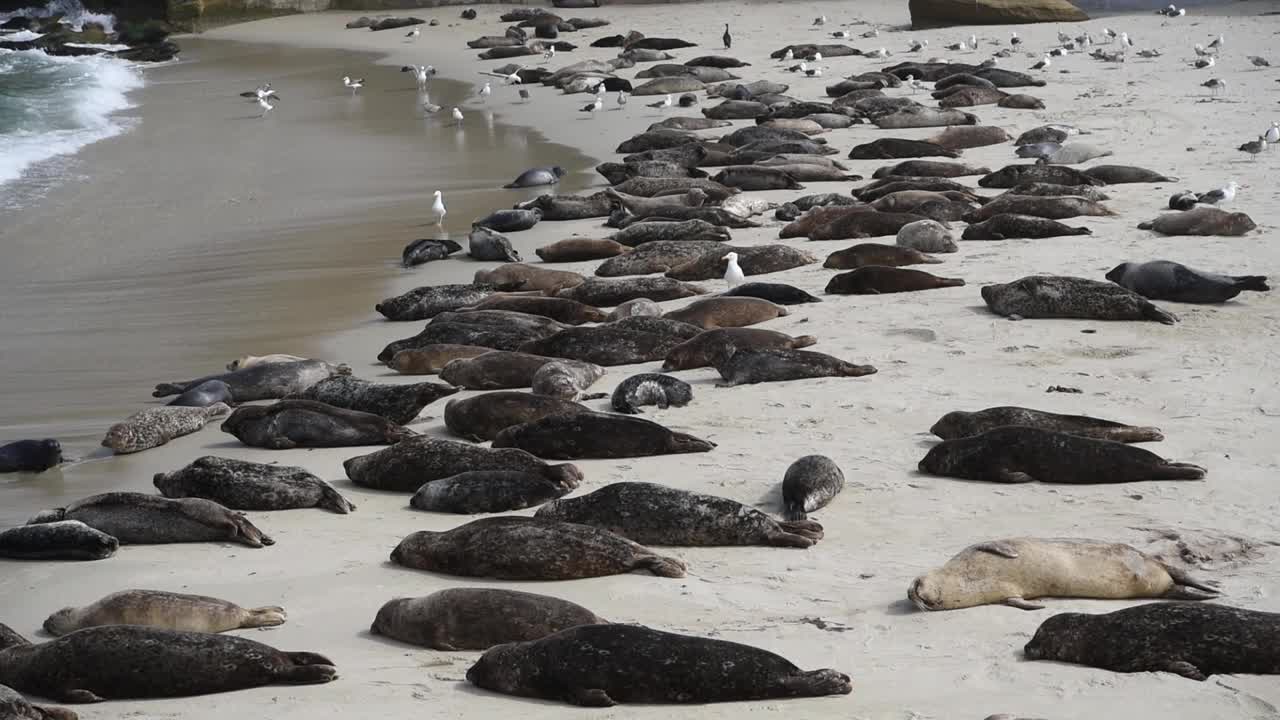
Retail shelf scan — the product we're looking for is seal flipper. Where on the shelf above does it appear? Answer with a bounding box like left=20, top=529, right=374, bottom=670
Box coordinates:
left=1142, top=302, right=1178, bottom=325
left=1162, top=660, right=1207, bottom=681
left=58, top=688, right=105, bottom=704
left=779, top=668, right=853, bottom=697
left=1160, top=564, right=1221, bottom=596
left=782, top=502, right=808, bottom=522
left=1003, top=597, right=1044, bottom=611
left=320, top=484, right=357, bottom=514
left=765, top=530, right=816, bottom=548
left=578, top=392, right=608, bottom=401
left=567, top=687, right=615, bottom=707
left=1152, top=461, right=1207, bottom=480
left=1233, top=275, right=1269, bottom=292
left=973, top=541, right=1020, bottom=558
left=994, top=469, right=1035, bottom=484
left=779, top=519, right=824, bottom=540
left=637, top=553, right=686, bottom=578
left=28, top=508, right=66, bottom=524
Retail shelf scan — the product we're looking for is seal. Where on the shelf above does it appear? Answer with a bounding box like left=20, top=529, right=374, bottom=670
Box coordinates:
left=402, top=238, right=462, bottom=267
left=28, top=492, right=274, bottom=547
left=873, top=160, right=990, bottom=179
left=1008, top=182, right=1110, bottom=202
left=809, top=210, right=927, bottom=241
left=536, top=238, right=631, bottom=262
left=778, top=206, right=868, bottom=239
left=930, top=407, right=1163, bottom=443
left=663, top=296, right=787, bottom=329
left=376, top=283, right=528, bottom=321
left=440, top=351, right=556, bottom=390
left=517, top=192, right=613, bottom=221
left=721, top=281, right=821, bottom=305
left=1106, top=261, right=1270, bottom=304
left=410, top=470, right=577, bottom=513
left=0, top=521, right=117, bottom=561
left=871, top=190, right=976, bottom=213
left=290, top=375, right=457, bottom=424
left=961, top=214, right=1092, bottom=240
left=221, top=399, right=414, bottom=449
left=466, top=624, right=852, bottom=706
left=1082, top=165, right=1177, bottom=184
left=376, top=322, right=554, bottom=363
left=997, top=93, right=1045, bottom=109
left=711, top=166, right=804, bottom=191
left=225, top=353, right=308, bottom=372
left=163, top=379, right=236, bottom=409
left=459, top=295, right=609, bottom=324
left=610, top=316, right=706, bottom=341
left=152, top=359, right=351, bottom=402
left=1136, top=207, right=1257, bottom=237
left=665, top=246, right=815, bottom=282
left=474, top=264, right=585, bottom=293
left=596, top=240, right=729, bottom=278
left=715, top=348, right=877, bottom=387
left=519, top=327, right=683, bottom=366
left=966, top=195, right=1114, bottom=222
left=924, top=125, right=1013, bottom=150
left=935, top=86, right=1007, bottom=107
left=503, top=166, right=566, bottom=188
left=473, top=208, right=542, bottom=233
left=824, top=243, right=942, bottom=269
left=444, top=392, right=589, bottom=441
left=857, top=178, right=974, bottom=203
left=344, top=436, right=583, bottom=492
left=982, top=275, right=1178, bottom=324
left=609, top=219, right=732, bottom=248
left=607, top=298, right=660, bottom=321
left=371, top=589, right=604, bottom=650
left=0, top=682, right=77, bottom=719
left=848, top=138, right=957, bottom=159
left=978, top=164, right=1103, bottom=189
left=611, top=177, right=737, bottom=202
left=391, top=516, right=686, bottom=580
left=826, top=266, right=965, bottom=294
left=153, top=455, right=356, bottom=513
left=531, top=360, right=606, bottom=400
left=468, top=226, right=521, bottom=262
left=662, top=328, right=816, bottom=371
left=909, top=538, right=1220, bottom=611
left=0, top=623, right=335, bottom=702
left=918, top=426, right=1207, bottom=484
left=1023, top=603, right=1280, bottom=680
left=43, top=590, right=287, bottom=636
left=0, top=439, right=62, bottom=474
left=102, top=404, right=230, bottom=455
left=492, top=411, right=715, bottom=459
left=781, top=455, right=845, bottom=521
left=430, top=309, right=568, bottom=334
left=389, top=344, right=490, bottom=374
left=558, top=276, right=707, bottom=306
left=896, top=219, right=958, bottom=253
left=610, top=373, right=693, bottom=414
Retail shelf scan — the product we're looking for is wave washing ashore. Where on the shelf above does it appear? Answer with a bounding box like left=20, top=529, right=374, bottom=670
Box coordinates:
left=1, top=1, right=1280, bottom=719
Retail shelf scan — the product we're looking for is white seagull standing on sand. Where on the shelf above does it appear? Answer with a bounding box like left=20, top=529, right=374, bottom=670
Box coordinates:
left=240, top=83, right=278, bottom=101
left=542, top=45, right=556, bottom=62
left=1265, top=121, right=1280, bottom=146
left=478, top=82, right=492, bottom=102
left=1119, top=32, right=1133, bottom=47
left=451, top=107, right=464, bottom=126
left=616, top=91, right=627, bottom=109
left=1208, top=34, right=1224, bottom=50
left=723, top=252, right=744, bottom=288
left=1010, top=31, right=1021, bottom=46
left=432, top=191, right=447, bottom=224
left=969, top=34, right=978, bottom=49
left=582, top=96, right=603, bottom=115
left=343, top=76, right=364, bottom=95
left=647, top=94, right=673, bottom=111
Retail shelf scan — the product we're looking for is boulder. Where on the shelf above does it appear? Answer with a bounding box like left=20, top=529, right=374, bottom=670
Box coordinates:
left=909, top=0, right=1088, bottom=29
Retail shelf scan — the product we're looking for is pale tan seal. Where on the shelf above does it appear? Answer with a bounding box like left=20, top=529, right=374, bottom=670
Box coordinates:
left=43, top=590, right=286, bottom=636
left=225, top=354, right=307, bottom=372
left=389, top=344, right=491, bottom=374
left=474, top=264, right=585, bottom=293
left=663, top=297, right=788, bottom=329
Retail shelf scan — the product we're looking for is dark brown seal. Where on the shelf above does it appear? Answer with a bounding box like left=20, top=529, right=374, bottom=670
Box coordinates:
left=344, top=436, right=582, bottom=492
left=492, top=412, right=715, bottom=459
left=439, top=351, right=557, bottom=390
left=554, top=277, right=707, bottom=306
left=409, top=470, right=577, bottom=514
left=289, top=375, right=457, bottom=424
left=918, top=426, right=1206, bottom=484
left=808, top=210, right=926, bottom=240
left=443, top=391, right=589, bottom=441
left=459, top=295, right=609, bottom=324
left=536, top=238, right=632, bottom=263
left=824, top=243, right=942, bottom=269
left=826, top=266, right=964, bottom=294
left=848, top=138, right=958, bottom=159
left=0, top=521, right=118, bottom=562
left=715, top=348, right=877, bottom=387
left=371, top=589, right=605, bottom=650
left=154, top=456, right=355, bottom=513
left=220, top=399, right=413, bottom=449
left=1137, top=207, right=1257, bottom=237
left=389, top=344, right=490, bottom=375
left=961, top=214, right=1092, bottom=240
left=28, top=492, right=272, bottom=548
left=978, top=164, right=1104, bottom=189
left=518, top=327, right=682, bottom=366
left=662, top=328, right=817, bottom=370
left=930, top=407, right=1163, bottom=443
left=982, top=275, right=1178, bottom=324
left=1082, top=165, right=1177, bottom=184
left=966, top=194, right=1113, bottom=222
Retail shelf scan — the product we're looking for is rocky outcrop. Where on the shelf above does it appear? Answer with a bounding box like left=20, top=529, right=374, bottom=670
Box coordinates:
left=909, top=0, right=1089, bottom=29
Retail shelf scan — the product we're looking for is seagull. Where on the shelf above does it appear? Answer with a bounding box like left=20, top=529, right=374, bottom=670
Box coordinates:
left=423, top=99, right=442, bottom=114
left=969, top=34, right=978, bottom=49
left=813, top=15, right=827, bottom=26
left=240, top=83, right=278, bottom=101
left=1238, top=138, right=1264, bottom=161
left=343, top=76, right=364, bottom=95
left=867, top=47, right=890, bottom=59
left=1104, top=27, right=1117, bottom=42
left=783, top=48, right=794, bottom=61
left=256, top=96, right=274, bottom=117
left=723, top=252, right=744, bottom=288
left=1265, top=121, right=1279, bottom=145
left=615, top=91, right=627, bottom=109
left=401, top=64, right=434, bottom=87
left=647, top=93, right=673, bottom=111
left=804, top=67, right=823, bottom=77
left=832, top=30, right=850, bottom=39
left=862, top=28, right=879, bottom=38
left=1198, top=180, right=1239, bottom=203
left=595, top=83, right=606, bottom=97
left=1119, top=32, right=1133, bottom=47
left=542, top=45, right=556, bottom=62
left=432, top=190, right=447, bottom=224
left=1194, top=43, right=1211, bottom=57
left=405, top=28, right=419, bottom=40
left=908, top=77, right=924, bottom=93
left=723, top=23, right=731, bottom=49
left=1075, top=32, right=1092, bottom=46
left=945, top=41, right=967, bottom=51
left=1201, top=77, right=1226, bottom=96
left=1194, top=56, right=1215, bottom=69
left=1249, top=55, right=1270, bottom=68
left=1031, top=54, right=1051, bottom=70
left=518, top=88, right=531, bottom=102
left=1010, top=31, right=1021, bottom=46
left=907, top=39, right=928, bottom=52
left=478, top=82, right=491, bottom=101
left=581, top=96, right=603, bottom=115
left=1208, top=34, right=1224, bottom=50
left=811, top=52, right=823, bottom=62
left=451, top=107, right=464, bottom=126
left=1058, top=31, right=1072, bottom=43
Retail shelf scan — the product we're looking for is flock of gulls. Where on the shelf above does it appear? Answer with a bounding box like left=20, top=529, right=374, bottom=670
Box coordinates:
left=2, top=3, right=1280, bottom=718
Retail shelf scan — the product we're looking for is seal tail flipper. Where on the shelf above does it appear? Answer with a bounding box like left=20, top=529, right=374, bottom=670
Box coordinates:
left=34, top=705, right=80, bottom=720
left=941, top=278, right=966, bottom=288
left=1003, top=597, right=1045, bottom=610
left=1097, top=426, right=1165, bottom=443
left=276, top=662, right=338, bottom=685
left=920, top=254, right=944, bottom=264
left=767, top=531, right=816, bottom=548
left=1160, top=564, right=1221, bottom=595
left=638, top=554, right=687, bottom=578
left=1161, top=584, right=1220, bottom=601
left=779, top=519, right=824, bottom=540
left=578, top=392, right=608, bottom=401
left=792, top=334, right=818, bottom=349
left=566, top=688, right=616, bottom=707
left=1072, top=226, right=1093, bottom=235
left=57, top=689, right=104, bottom=704
left=1143, top=303, right=1179, bottom=325
left=1233, top=275, right=1270, bottom=292
left=1153, top=461, right=1207, bottom=480
left=320, top=485, right=357, bottom=514
left=152, top=383, right=183, bottom=398
left=779, top=668, right=852, bottom=697
left=782, top=502, right=808, bottom=522
left=243, top=607, right=288, bottom=628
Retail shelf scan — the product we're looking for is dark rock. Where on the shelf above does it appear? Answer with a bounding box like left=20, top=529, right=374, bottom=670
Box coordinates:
left=462, top=9, right=478, bottom=20
left=1, top=16, right=33, bottom=30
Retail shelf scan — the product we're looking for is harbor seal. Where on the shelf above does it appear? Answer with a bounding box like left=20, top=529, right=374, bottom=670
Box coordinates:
left=611, top=373, right=693, bottom=414
left=1082, top=165, right=1177, bottom=184
left=344, top=436, right=583, bottom=492
left=978, top=164, right=1103, bottom=189
left=1106, top=261, right=1270, bottom=304
left=440, top=351, right=557, bottom=390
left=290, top=375, right=457, bottom=424
left=1137, top=207, right=1257, bottom=237
left=825, top=243, right=942, bottom=269
left=0, top=624, right=335, bottom=701
left=376, top=323, right=552, bottom=364
left=43, top=590, right=287, bottom=635
left=152, top=359, right=350, bottom=401
left=537, top=238, right=631, bottom=262
left=962, top=214, right=1092, bottom=240
left=848, top=138, right=958, bottom=159
left=711, top=166, right=804, bottom=191
left=517, top=193, right=612, bottom=221
left=389, top=345, right=491, bottom=374
left=966, top=195, right=1113, bottom=222
left=536, top=482, right=822, bottom=547
left=474, top=264, right=585, bottom=293
left=873, top=160, right=990, bottom=178
left=153, top=456, right=356, bottom=513
left=468, top=227, right=521, bottom=262
left=1023, top=603, right=1280, bottom=680
left=595, top=240, right=729, bottom=278
left=924, top=125, right=1013, bottom=150
left=0, top=683, right=77, bottom=719
left=665, top=245, right=815, bottom=282
left=221, top=400, right=414, bottom=449
left=444, top=392, right=589, bottom=441
left=662, top=328, right=816, bottom=371
left=873, top=107, right=978, bottom=129
left=225, top=353, right=307, bottom=372
left=810, top=210, right=926, bottom=241
left=715, top=348, right=877, bottom=387
left=609, top=219, right=732, bottom=248
left=909, top=539, right=1220, bottom=611
left=102, top=404, right=229, bottom=454
left=391, top=516, right=686, bottom=580
left=826, top=266, right=964, bottom=294
left=466, top=624, right=851, bottom=706
left=0, top=439, right=62, bottom=474
left=410, top=470, right=577, bottom=513
left=663, top=297, right=787, bottom=329
left=371, top=589, right=604, bottom=650
left=918, top=426, right=1207, bottom=484
left=982, top=275, right=1178, bottom=324
left=519, top=327, right=682, bottom=366
left=781, top=455, right=845, bottom=521
left=503, top=166, right=565, bottom=188
left=401, top=238, right=461, bottom=267
left=556, top=277, right=706, bottom=306
left=474, top=208, right=542, bottom=233
left=166, top=379, right=234, bottom=408
left=460, top=295, right=608, bottom=324
left=609, top=298, right=661, bottom=320
left=376, top=283, right=526, bottom=321
left=492, top=412, right=715, bottom=459
left=930, top=407, right=1163, bottom=443
left=531, top=359, right=606, bottom=400
left=998, top=93, right=1045, bottom=109
left=1009, top=182, right=1110, bottom=202
left=0, top=521, right=117, bottom=561
left=896, top=219, right=958, bottom=253
left=28, top=493, right=273, bottom=548
left=721, top=282, right=821, bottom=305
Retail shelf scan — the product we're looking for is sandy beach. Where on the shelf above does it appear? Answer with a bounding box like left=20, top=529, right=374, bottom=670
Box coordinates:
left=3, top=1, right=1280, bottom=718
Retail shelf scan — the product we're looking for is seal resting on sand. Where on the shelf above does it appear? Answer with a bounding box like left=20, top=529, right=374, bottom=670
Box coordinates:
left=714, top=348, right=876, bottom=387
left=826, top=266, right=964, bottom=294
left=102, top=405, right=230, bottom=454
left=220, top=400, right=414, bottom=449
left=345, top=436, right=582, bottom=492
left=289, top=375, right=457, bottom=424
left=930, top=407, right=1163, bottom=443
left=0, top=683, right=77, bottom=719
left=409, top=470, right=576, bottom=514
left=611, top=373, right=693, bottom=414
left=781, top=455, right=845, bottom=521
left=152, top=360, right=350, bottom=402
left=444, top=392, right=589, bottom=442
left=662, top=328, right=816, bottom=370
left=663, top=297, right=787, bottom=329
left=982, top=275, right=1178, bottom=324
left=1136, top=207, right=1257, bottom=237
left=909, top=538, right=1220, bottom=611
left=492, top=412, right=715, bottom=459
left=153, top=456, right=356, bottom=513
left=28, top=493, right=273, bottom=548
left=0, top=439, right=62, bottom=474
left=824, top=243, right=941, bottom=269
left=1106, top=261, right=1270, bottom=304
left=371, top=589, right=604, bottom=650
left=0, top=521, right=117, bottom=561
left=43, top=590, right=286, bottom=635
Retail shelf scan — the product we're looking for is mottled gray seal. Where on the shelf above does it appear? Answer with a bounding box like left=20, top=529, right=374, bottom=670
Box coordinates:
left=375, top=283, right=525, bottom=321
left=609, top=316, right=704, bottom=340
left=1082, top=165, right=1176, bottom=184
left=536, top=238, right=631, bottom=263
left=0, top=624, right=335, bottom=701
left=663, top=297, right=787, bottom=329
left=609, top=219, right=732, bottom=248
left=873, top=160, right=990, bottom=178
left=1009, top=182, right=1110, bottom=202
left=1024, top=602, right=1280, bottom=680
left=444, top=392, right=589, bottom=441
left=439, top=351, right=556, bottom=390
left=848, top=138, right=957, bottom=159
left=402, top=238, right=462, bottom=267
left=930, top=407, right=1163, bottom=443
left=537, top=482, right=821, bottom=547
left=102, top=404, right=230, bottom=454
left=809, top=210, right=927, bottom=241
left=225, top=353, right=307, bottom=372
left=43, top=590, right=287, bottom=636
left=166, top=380, right=235, bottom=408
left=662, top=328, right=816, bottom=371
left=918, top=427, right=1206, bottom=484
left=376, top=322, right=552, bottom=364
left=910, top=539, right=1219, bottom=611
left=596, top=240, right=728, bottom=278
left=474, top=264, right=585, bottom=293
left=531, top=359, right=606, bottom=400
left=711, top=166, right=804, bottom=191
left=0, top=439, right=62, bottom=474
left=466, top=624, right=851, bottom=705
left=966, top=194, right=1114, bottom=222
left=1106, top=261, right=1269, bottom=304
left=1137, top=207, right=1257, bottom=237
left=152, top=360, right=350, bottom=401
left=825, top=243, right=942, bottom=269
left=0, top=682, right=77, bottom=719
left=962, top=214, right=1092, bottom=240
left=702, top=99, right=771, bottom=119
left=516, top=193, right=612, bottom=221
left=721, top=282, right=821, bottom=305
left=0, top=521, right=118, bottom=561
left=389, top=344, right=490, bottom=375
left=344, top=436, right=582, bottom=492
left=777, top=206, right=868, bottom=239
left=557, top=277, right=707, bottom=306
left=503, top=166, right=566, bottom=188
left=781, top=455, right=845, bottom=521
left=978, top=164, right=1103, bottom=189
left=410, top=470, right=576, bottom=513
left=430, top=308, right=568, bottom=334
left=29, top=493, right=273, bottom=547
left=153, top=456, right=356, bottom=514
left=665, top=246, right=816, bottom=283
left=371, top=589, right=604, bottom=650
left=873, top=107, right=978, bottom=129
left=468, top=226, right=521, bottom=262
left=460, top=295, right=609, bottom=324
left=826, top=266, right=964, bottom=294
left=610, top=373, right=693, bottom=414
left=473, top=208, right=542, bottom=233
left=290, top=375, right=457, bottom=424
left=221, top=400, right=413, bottom=449
left=519, top=327, right=682, bottom=366
left=924, top=125, right=1013, bottom=150
left=896, top=218, right=958, bottom=253
left=391, top=516, right=686, bottom=580
left=715, top=348, right=877, bottom=387
left=610, top=177, right=737, bottom=202
left=608, top=298, right=661, bottom=320
left=982, top=275, right=1178, bottom=324
left=493, top=411, right=715, bottom=459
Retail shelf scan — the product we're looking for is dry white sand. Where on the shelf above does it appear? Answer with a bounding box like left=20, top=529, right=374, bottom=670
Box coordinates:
left=3, top=1, right=1280, bottom=718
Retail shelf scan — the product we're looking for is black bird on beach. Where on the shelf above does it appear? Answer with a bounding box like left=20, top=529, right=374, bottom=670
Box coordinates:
left=723, top=24, right=731, bottom=49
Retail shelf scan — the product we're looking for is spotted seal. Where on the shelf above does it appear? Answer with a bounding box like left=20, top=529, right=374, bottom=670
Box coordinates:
left=609, top=219, right=732, bottom=248
left=474, top=264, right=585, bottom=293
left=439, top=351, right=556, bottom=390
left=102, top=404, right=230, bottom=454
left=721, top=282, right=821, bottom=305
left=536, top=238, right=631, bottom=262
left=918, top=426, right=1207, bottom=484
left=531, top=360, right=606, bottom=400
left=371, top=589, right=604, bottom=650
left=978, top=164, right=1104, bottom=189
left=153, top=456, right=356, bottom=513
left=410, top=470, right=577, bottom=513
left=1106, top=261, right=1269, bottom=304
left=0, top=439, right=62, bottom=474
left=826, top=266, right=964, bottom=294
left=468, top=227, right=521, bottom=262
left=556, top=277, right=707, bottom=306
left=376, top=323, right=554, bottom=364
left=962, top=214, right=1092, bottom=240
left=714, top=348, right=877, bottom=387
left=872, top=160, right=990, bottom=178
left=781, top=455, right=845, bottom=521
left=391, top=516, right=686, bottom=580
left=982, top=275, right=1178, bottom=324
left=809, top=210, right=926, bottom=240
left=289, top=375, right=457, bottom=424
left=459, top=295, right=608, bottom=325
left=221, top=400, right=413, bottom=449
left=662, top=328, right=816, bottom=371
left=896, top=219, right=958, bottom=253
left=402, top=238, right=462, bottom=267
left=503, top=166, right=566, bottom=188
left=966, top=195, right=1114, bottom=222
left=825, top=243, right=942, bottom=269
left=1008, top=182, right=1110, bottom=202
left=610, top=373, right=693, bottom=414
left=1082, top=165, right=1177, bottom=184
left=0, top=521, right=117, bottom=561
left=389, top=345, right=490, bottom=374
left=444, top=392, right=589, bottom=441
left=43, top=590, right=287, bottom=636
left=930, top=407, right=1163, bottom=443
left=518, top=327, right=682, bottom=366
left=1137, top=207, right=1257, bottom=237
left=344, top=436, right=583, bottom=492
left=375, top=283, right=527, bottom=321
left=28, top=493, right=273, bottom=548
left=492, top=411, right=715, bottom=459
left=665, top=246, right=816, bottom=282
left=225, top=353, right=307, bottom=372
left=609, top=316, right=704, bottom=341
left=152, top=360, right=351, bottom=401
left=608, top=298, right=661, bottom=320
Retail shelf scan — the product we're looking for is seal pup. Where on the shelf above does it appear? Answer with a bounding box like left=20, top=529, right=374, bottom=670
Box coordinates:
left=28, top=493, right=273, bottom=548
left=410, top=470, right=576, bottom=513
left=503, top=166, right=566, bottom=188
left=781, top=455, right=845, bottom=521
left=371, top=589, right=604, bottom=650
left=824, top=243, right=942, bottom=269
left=1024, top=602, right=1280, bottom=680
left=345, top=436, right=582, bottom=492
left=611, top=374, right=693, bottom=414
left=391, top=516, right=686, bottom=580
left=1106, top=261, right=1269, bottom=304
left=102, top=404, right=229, bottom=455
left=466, top=624, right=852, bottom=706
left=225, top=353, right=307, bottom=372
left=962, top=214, right=1092, bottom=240
left=930, top=407, right=1163, bottom=443
left=715, top=348, right=877, bottom=387
left=909, top=539, right=1220, bottom=611
left=166, top=380, right=235, bottom=408
left=1137, top=207, right=1256, bottom=237
left=0, top=521, right=118, bottom=561
left=43, top=590, right=287, bottom=635
left=154, top=456, right=356, bottom=514
left=662, top=328, right=817, bottom=371
left=0, top=683, right=77, bottom=719
left=0, top=623, right=335, bottom=701
left=152, top=360, right=350, bottom=402
left=389, top=345, right=491, bottom=374
left=982, top=275, right=1178, bottom=324
left=518, top=327, right=682, bottom=366
left=721, top=282, right=821, bottom=305
left=444, top=392, right=589, bottom=442
left=290, top=375, right=458, bottom=424
left=492, top=412, right=715, bottom=459
left=467, top=227, right=521, bottom=262
left=918, top=426, right=1206, bottom=484
left=0, top=439, right=62, bottom=474
left=826, top=266, right=965, bottom=294
left=221, top=400, right=414, bottom=449
left=531, top=360, right=606, bottom=400
left=537, top=482, right=821, bottom=547
left=663, top=296, right=788, bottom=329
